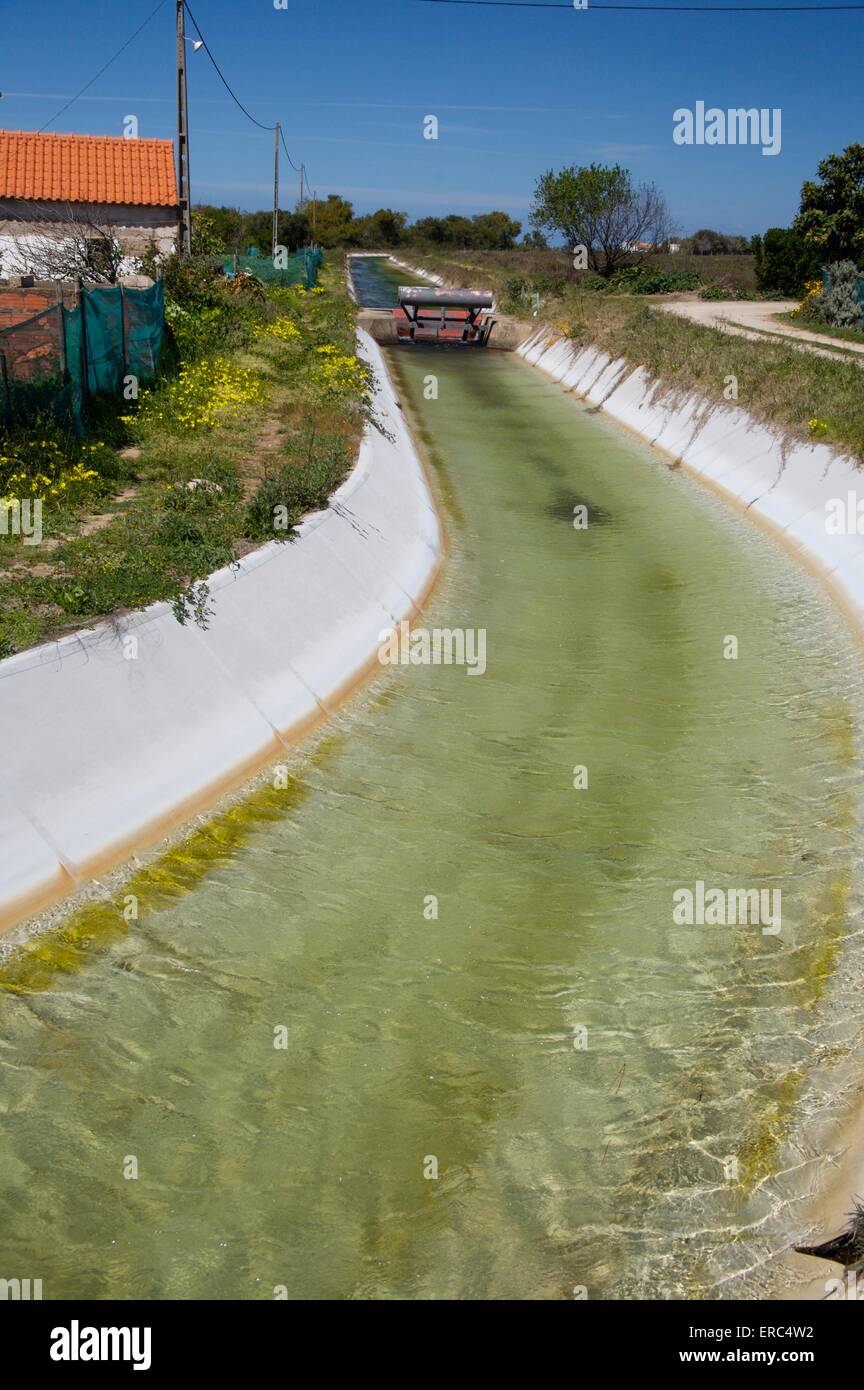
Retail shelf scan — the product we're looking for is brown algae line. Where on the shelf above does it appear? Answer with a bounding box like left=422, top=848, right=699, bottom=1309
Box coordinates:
left=386, top=347, right=463, bottom=528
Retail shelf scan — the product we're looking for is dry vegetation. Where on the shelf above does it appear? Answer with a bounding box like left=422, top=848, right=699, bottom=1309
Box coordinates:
left=402, top=247, right=861, bottom=462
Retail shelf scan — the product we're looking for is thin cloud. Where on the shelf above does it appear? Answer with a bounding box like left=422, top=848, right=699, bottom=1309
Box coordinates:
left=194, top=179, right=531, bottom=212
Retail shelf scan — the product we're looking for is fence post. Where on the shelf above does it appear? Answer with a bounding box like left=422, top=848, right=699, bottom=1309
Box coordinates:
left=119, top=284, right=127, bottom=389
left=77, top=277, right=89, bottom=401
left=56, top=283, right=67, bottom=380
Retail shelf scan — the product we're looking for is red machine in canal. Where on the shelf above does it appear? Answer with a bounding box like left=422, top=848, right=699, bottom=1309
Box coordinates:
left=395, top=286, right=497, bottom=345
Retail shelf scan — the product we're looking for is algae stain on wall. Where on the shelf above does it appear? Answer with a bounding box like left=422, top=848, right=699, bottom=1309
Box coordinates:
left=0, top=735, right=345, bottom=996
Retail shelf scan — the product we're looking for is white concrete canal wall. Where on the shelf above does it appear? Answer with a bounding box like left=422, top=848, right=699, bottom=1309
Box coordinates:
left=518, top=328, right=864, bottom=622
left=0, top=328, right=443, bottom=932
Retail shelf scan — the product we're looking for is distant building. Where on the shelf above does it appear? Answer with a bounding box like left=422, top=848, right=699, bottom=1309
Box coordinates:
left=621, top=240, right=681, bottom=254
left=0, top=130, right=179, bottom=278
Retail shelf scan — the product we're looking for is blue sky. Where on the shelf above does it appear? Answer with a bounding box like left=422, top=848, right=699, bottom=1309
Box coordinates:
left=0, top=0, right=861, bottom=237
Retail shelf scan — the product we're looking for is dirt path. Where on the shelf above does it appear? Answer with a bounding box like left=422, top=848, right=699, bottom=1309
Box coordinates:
left=659, top=296, right=864, bottom=366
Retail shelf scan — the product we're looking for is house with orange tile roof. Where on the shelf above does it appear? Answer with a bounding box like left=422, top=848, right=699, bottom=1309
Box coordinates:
left=0, top=130, right=179, bottom=279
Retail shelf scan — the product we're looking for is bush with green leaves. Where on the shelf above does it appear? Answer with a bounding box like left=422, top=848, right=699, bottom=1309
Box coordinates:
left=698, top=284, right=758, bottom=301
left=756, top=227, right=821, bottom=295
left=608, top=265, right=702, bottom=294
left=500, top=272, right=566, bottom=312
left=245, top=436, right=350, bottom=542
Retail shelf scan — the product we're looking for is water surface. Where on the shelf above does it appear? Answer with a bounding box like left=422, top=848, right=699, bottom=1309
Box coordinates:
left=1, top=264, right=862, bottom=1301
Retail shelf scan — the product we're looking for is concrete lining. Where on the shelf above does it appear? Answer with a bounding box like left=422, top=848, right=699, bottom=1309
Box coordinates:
left=517, top=327, right=864, bottom=1296
left=0, top=328, right=443, bottom=935
left=518, top=328, right=864, bottom=620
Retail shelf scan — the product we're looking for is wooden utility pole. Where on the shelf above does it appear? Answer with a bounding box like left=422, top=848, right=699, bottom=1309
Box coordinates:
left=299, top=164, right=305, bottom=214
left=176, top=0, right=192, bottom=256
left=273, top=123, right=280, bottom=258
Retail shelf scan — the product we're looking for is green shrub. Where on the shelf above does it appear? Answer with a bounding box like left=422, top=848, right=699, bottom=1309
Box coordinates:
left=244, top=437, right=351, bottom=541
left=756, top=228, right=821, bottom=295
left=244, top=474, right=301, bottom=541
left=698, top=284, right=758, bottom=301
left=609, top=265, right=702, bottom=294
left=160, top=254, right=225, bottom=309
left=500, top=272, right=566, bottom=312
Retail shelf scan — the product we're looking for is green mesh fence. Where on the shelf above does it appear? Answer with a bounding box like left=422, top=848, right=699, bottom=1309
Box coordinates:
left=222, top=247, right=323, bottom=287
left=0, top=304, right=69, bottom=427
left=0, top=280, right=164, bottom=434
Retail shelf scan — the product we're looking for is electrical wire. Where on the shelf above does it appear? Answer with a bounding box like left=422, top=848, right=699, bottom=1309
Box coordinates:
left=280, top=127, right=302, bottom=176
left=38, top=0, right=169, bottom=132
left=182, top=0, right=275, bottom=131
left=416, top=0, right=864, bottom=10
left=182, top=2, right=308, bottom=184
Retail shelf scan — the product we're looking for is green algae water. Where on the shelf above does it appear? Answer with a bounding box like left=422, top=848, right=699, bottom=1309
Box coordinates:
left=348, top=253, right=429, bottom=307
left=2, top=290, right=864, bottom=1300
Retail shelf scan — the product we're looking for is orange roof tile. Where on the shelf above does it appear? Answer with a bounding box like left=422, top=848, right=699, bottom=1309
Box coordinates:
left=0, top=130, right=177, bottom=208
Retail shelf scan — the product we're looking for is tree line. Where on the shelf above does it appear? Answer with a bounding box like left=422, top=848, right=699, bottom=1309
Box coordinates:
left=193, top=141, right=863, bottom=298
left=194, top=199, right=525, bottom=254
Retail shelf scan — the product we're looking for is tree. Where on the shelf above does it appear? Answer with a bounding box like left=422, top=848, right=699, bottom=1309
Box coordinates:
left=279, top=211, right=310, bottom=251
left=199, top=205, right=245, bottom=252
left=239, top=210, right=275, bottom=256
left=356, top=208, right=408, bottom=247
left=794, top=144, right=864, bottom=266
left=191, top=207, right=226, bottom=256
left=409, top=216, right=448, bottom=245
left=530, top=164, right=672, bottom=277
left=469, top=211, right=522, bottom=249
left=441, top=214, right=474, bottom=246
left=307, top=194, right=355, bottom=248
left=687, top=228, right=750, bottom=255
left=522, top=229, right=548, bottom=249
left=3, top=204, right=124, bottom=283
left=756, top=227, right=821, bottom=295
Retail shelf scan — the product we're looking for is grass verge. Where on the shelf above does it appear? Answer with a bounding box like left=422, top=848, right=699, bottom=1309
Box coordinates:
left=394, top=247, right=864, bottom=464
left=556, top=294, right=864, bottom=462
left=0, top=259, right=369, bottom=657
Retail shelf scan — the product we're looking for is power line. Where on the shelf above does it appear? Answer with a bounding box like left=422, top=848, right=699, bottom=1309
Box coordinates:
left=417, top=0, right=864, bottom=9
left=182, top=1, right=274, bottom=131
left=38, top=0, right=170, bottom=132
left=182, top=2, right=308, bottom=184
left=280, top=127, right=302, bottom=176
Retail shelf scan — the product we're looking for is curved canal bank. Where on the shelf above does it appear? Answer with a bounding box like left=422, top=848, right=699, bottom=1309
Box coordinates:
left=0, top=329, right=443, bottom=935
left=519, top=329, right=864, bottom=641
left=0, top=257, right=861, bottom=1300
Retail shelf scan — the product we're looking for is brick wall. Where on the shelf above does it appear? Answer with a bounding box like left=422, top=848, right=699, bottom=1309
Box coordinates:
left=0, top=283, right=77, bottom=331
left=0, top=309, right=63, bottom=385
